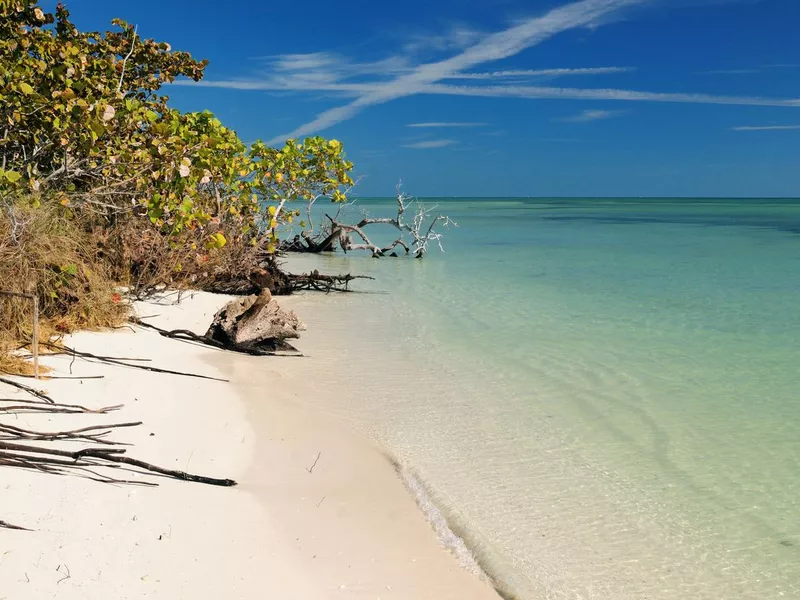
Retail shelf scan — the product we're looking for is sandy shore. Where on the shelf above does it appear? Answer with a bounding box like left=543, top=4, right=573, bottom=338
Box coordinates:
left=0, top=291, right=498, bottom=599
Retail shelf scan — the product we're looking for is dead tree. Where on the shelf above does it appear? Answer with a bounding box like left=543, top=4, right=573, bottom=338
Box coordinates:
left=282, top=183, right=456, bottom=258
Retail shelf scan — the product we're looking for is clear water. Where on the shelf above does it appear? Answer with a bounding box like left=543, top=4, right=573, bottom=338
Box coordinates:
left=283, top=198, right=800, bottom=599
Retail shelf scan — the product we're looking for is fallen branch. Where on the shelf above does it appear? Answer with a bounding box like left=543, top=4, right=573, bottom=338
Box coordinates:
left=39, top=342, right=229, bottom=382
left=287, top=270, right=374, bottom=293
left=0, top=376, right=53, bottom=403
left=128, top=318, right=302, bottom=357
left=0, top=398, right=122, bottom=415
left=284, top=183, right=455, bottom=258
left=0, top=421, right=140, bottom=444
left=0, top=440, right=236, bottom=487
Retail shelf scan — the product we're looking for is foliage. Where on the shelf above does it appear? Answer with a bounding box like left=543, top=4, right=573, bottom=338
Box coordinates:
left=249, top=137, right=354, bottom=251
left=0, top=0, right=354, bottom=248
left=0, top=0, right=357, bottom=371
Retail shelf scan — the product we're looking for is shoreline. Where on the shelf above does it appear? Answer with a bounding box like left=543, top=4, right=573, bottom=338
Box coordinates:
left=213, top=295, right=502, bottom=599
left=0, top=290, right=499, bottom=599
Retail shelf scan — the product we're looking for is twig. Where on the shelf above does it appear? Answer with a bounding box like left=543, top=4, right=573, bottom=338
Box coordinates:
left=0, top=377, right=53, bottom=403
left=116, top=25, right=138, bottom=94
left=0, top=519, right=31, bottom=531
left=306, top=452, right=321, bottom=474
left=56, top=564, right=71, bottom=584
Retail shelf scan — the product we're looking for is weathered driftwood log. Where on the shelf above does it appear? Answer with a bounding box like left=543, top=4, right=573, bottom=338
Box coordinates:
left=205, top=289, right=305, bottom=352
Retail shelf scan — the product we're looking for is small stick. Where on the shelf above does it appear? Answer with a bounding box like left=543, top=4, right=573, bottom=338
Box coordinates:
left=56, top=564, right=71, bottom=584
left=306, top=452, right=321, bottom=474
left=0, top=376, right=53, bottom=403
left=0, top=519, right=31, bottom=531
left=32, top=295, right=39, bottom=380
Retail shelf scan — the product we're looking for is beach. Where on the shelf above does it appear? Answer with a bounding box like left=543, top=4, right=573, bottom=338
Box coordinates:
left=0, top=291, right=498, bottom=599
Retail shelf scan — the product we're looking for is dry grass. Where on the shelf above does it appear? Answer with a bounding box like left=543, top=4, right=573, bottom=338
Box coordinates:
left=0, top=200, right=128, bottom=375
left=0, top=197, right=270, bottom=374
left=104, top=219, right=266, bottom=297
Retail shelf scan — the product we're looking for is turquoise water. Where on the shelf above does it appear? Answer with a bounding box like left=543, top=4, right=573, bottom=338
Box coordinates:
left=285, top=198, right=800, bottom=599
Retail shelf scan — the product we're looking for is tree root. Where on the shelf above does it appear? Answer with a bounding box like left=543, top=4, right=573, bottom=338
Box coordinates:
left=287, top=270, right=374, bottom=293
left=129, top=318, right=302, bottom=356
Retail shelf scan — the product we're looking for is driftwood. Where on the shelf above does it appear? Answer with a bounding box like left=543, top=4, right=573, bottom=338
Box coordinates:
left=205, top=289, right=305, bottom=354
left=0, top=440, right=236, bottom=487
left=129, top=317, right=301, bottom=356
left=38, top=341, right=229, bottom=382
left=281, top=184, right=456, bottom=258
left=200, top=262, right=370, bottom=296
left=287, top=270, right=374, bottom=293
left=1, top=342, right=239, bottom=530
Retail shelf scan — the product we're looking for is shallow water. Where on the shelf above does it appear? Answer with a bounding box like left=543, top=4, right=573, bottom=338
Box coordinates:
left=283, top=198, right=800, bottom=599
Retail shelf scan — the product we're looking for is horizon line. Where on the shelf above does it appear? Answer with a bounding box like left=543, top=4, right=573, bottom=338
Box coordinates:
left=347, top=195, right=800, bottom=200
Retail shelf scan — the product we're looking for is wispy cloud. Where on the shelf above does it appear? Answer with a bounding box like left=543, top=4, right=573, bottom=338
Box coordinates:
left=402, top=26, right=485, bottom=55
left=557, top=108, right=626, bottom=122
left=407, top=122, right=487, bottom=128
left=402, top=139, right=458, bottom=149
left=704, top=68, right=760, bottom=75
left=262, top=0, right=647, bottom=143
left=184, top=0, right=800, bottom=144
left=733, top=125, right=800, bottom=131
left=447, top=66, right=634, bottom=79
left=421, top=83, right=800, bottom=107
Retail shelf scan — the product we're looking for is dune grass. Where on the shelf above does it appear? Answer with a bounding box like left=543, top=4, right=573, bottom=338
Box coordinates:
left=0, top=200, right=128, bottom=375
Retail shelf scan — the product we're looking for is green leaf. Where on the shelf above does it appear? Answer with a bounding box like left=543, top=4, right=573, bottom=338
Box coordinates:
left=19, top=82, right=34, bottom=95
left=3, top=170, right=23, bottom=183
left=61, top=263, right=78, bottom=276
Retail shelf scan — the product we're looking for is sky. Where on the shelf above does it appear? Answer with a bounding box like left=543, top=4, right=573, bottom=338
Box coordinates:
left=42, top=0, right=800, bottom=197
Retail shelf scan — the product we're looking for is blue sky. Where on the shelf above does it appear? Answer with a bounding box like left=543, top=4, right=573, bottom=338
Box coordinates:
left=44, top=0, right=800, bottom=197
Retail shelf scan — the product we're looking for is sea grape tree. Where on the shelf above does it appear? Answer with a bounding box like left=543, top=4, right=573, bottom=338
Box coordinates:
left=0, top=0, right=355, bottom=252
left=249, top=137, right=354, bottom=252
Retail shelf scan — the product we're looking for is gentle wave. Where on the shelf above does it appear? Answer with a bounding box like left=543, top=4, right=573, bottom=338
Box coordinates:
left=392, top=456, right=525, bottom=600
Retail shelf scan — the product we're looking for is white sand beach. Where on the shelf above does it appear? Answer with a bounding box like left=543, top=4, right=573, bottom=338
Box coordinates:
left=0, top=291, right=498, bottom=599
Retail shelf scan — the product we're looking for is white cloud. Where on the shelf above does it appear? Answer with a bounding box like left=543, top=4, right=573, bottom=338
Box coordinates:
left=402, top=26, right=485, bottom=55
left=264, top=0, right=646, bottom=143
left=558, top=108, right=626, bottom=121
left=421, top=83, right=800, bottom=107
left=732, top=125, right=800, bottom=131
left=447, top=66, right=634, bottom=79
left=704, top=69, right=760, bottom=75
left=407, top=122, right=487, bottom=128
left=402, top=139, right=458, bottom=149
left=181, top=0, right=800, bottom=144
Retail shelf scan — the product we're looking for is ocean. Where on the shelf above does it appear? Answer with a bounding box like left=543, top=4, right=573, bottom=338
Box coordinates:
left=283, top=197, right=800, bottom=599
